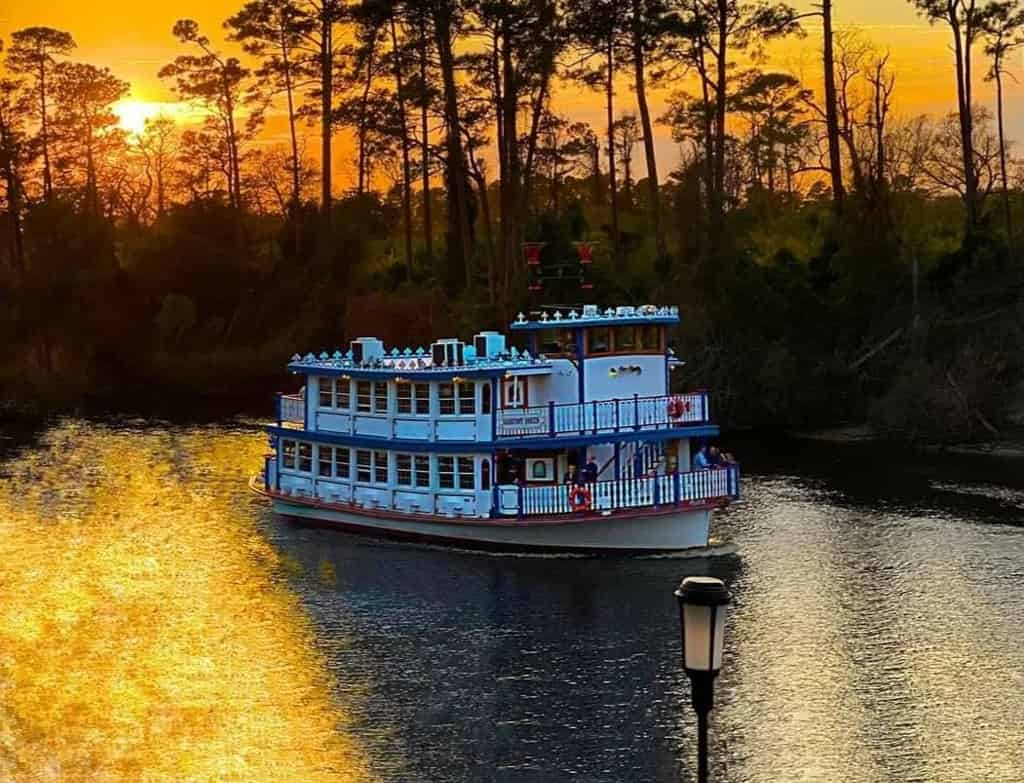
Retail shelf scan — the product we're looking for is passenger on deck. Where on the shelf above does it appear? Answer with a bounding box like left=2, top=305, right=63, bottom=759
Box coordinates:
left=708, top=446, right=722, bottom=467
left=692, top=445, right=710, bottom=470
left=582, top=455, right=599, bottom=483
left=564, top=464, right=579, bottom=484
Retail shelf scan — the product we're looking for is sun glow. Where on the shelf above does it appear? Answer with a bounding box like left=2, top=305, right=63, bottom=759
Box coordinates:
left=114, top=100, right=188, bottom=135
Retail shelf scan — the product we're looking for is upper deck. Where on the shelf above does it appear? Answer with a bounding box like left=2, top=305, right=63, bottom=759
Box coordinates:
left=280, top=304, right=705, bottom=445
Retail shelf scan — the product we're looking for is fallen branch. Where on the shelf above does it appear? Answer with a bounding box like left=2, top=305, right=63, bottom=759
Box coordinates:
left=945, top=370, right=1000, bottom=436
left=850, top=328, right=904, bottom=370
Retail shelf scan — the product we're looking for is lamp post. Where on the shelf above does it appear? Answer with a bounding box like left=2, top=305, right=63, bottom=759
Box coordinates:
left=675, top=576, right=731, bottom=783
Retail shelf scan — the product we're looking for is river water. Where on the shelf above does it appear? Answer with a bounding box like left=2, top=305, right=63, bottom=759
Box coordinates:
left=1, top=419, right=1022, bottom=782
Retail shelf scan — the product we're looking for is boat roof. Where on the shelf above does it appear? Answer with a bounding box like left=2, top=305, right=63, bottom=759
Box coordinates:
left=288, top=349, right=551, bottom=380
left=509, top=305, right=680, bottom=331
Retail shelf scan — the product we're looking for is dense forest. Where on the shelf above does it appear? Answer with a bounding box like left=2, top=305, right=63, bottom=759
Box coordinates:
left=1, top=0, right=1023, bottom=440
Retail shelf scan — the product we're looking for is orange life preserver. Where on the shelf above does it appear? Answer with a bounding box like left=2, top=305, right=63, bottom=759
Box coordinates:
left=568, top=483, right=592, bottom=512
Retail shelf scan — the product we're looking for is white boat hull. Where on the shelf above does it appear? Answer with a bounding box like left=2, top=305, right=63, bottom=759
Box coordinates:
left=269, top=496, right=713, bottom=553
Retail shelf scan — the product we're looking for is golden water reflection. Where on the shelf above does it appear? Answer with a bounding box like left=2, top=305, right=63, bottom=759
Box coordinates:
left=0, top=422, right=373, bottom=782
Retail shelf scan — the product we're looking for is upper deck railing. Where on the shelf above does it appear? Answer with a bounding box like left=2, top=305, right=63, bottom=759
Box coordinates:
left=495, top=391, right=709, bottom=439
left=278, top=393, right=305, bottom=427
left=278, top=390, right=710, bottom=439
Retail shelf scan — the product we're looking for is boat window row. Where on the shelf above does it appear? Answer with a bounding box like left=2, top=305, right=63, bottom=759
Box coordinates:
left=280, top=439, right=489, bottom=490
left=536, top=325, right=663, bottom=356
left=318, top=378, right=491, bottom=416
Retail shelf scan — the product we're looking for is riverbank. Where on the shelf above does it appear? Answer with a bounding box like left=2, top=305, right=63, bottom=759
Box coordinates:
left=790, top=424, right=1024, bottom=458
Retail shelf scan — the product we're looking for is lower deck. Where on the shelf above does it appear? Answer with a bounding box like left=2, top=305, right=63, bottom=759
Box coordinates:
left=265, top=435, right=739, bottom=521
left=256, top=483, right=718, bottom=552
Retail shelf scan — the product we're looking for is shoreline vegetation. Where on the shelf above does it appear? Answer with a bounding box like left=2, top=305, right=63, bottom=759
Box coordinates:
left=2, top=3, right=1023, bottom=444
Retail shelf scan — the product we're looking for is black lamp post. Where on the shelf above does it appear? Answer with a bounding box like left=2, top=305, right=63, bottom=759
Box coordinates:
left=675, top=576, right=731, bottom=783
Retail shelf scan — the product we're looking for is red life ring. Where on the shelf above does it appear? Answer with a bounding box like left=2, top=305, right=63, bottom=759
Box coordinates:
left=667, top=396, right=692, bottom=418
left=568, top=484, right=592, bottom=512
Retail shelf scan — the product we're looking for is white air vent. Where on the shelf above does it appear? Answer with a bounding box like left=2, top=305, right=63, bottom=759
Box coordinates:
left=473, top=331, right=506, bottom=359
left=350, top=337, right=385, bottom=364
left=431, top=339, right=465, bottom=367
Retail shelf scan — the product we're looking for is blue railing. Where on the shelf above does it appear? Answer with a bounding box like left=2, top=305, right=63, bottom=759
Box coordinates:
left=496, top=391, right=710, bottom=439
left=279, top=393, right=304, bottom=425
left=515, top=465, right=739, bottom=517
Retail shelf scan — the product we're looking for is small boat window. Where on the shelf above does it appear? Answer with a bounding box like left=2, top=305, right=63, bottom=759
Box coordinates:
left=414, top=455, right=430, bottom=487
left=458, top=457, right=475, bottom=489
left=396, top=381, right=413, bottom=413
left=318, top=377, right=333, bottom=408
left=396, top=454, right=413, bottom=486
left=356, top=449, right=372, bottom=482
left=615, top=327, right=637, bottom=351
left=318, top=445, right=334, bottom=477
left=457, top=381, right=476, bottom=414
left=538, top=328, right=576, bottom=355
left=640, top=325, right=662, bottom=351
left=356, top=382, right=372, bottom=412
left=481, top=383, right=491, bottom=414
left=438, top=455, right=455, bottom=488
left=297, top=443, right=313, bottom=472
left=335, top=380, right=350, bottom=409
left=335, top=447, right=351, bottom=479
left=587, top=327, right=611, bottom=354
left=374, top=450, right=388, bottom=483
left=414, top=383, right=430, bottom=414
left=373, top=381, right=388, bottom=414
left=281, top=439, right=296, bottom=469
left=439, top=383, right=456, bottom=415
left=481, top=459, right=491, bottom=490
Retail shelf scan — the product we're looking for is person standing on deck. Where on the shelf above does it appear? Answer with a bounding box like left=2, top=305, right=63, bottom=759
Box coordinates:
left=693, top=445, right=710, bottom=470
left=582, top=455, right=599, bottom=483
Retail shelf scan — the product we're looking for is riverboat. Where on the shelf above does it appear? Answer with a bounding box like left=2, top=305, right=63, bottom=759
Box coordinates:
left=251, top=304, right=740, bottom=552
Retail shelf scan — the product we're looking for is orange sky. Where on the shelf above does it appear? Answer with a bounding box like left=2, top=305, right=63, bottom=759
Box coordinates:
left=3, top=0, right=1023, bottom=189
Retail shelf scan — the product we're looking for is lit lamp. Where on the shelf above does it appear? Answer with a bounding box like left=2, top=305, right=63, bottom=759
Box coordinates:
left=675, top=576, right=731, bottom=783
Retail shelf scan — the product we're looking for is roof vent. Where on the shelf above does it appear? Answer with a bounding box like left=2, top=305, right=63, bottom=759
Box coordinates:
left=474, top=331, right=506, bottom=359
left=431, top=339, right=464, bottom=367
left=350, top=337, right=385, bottom=364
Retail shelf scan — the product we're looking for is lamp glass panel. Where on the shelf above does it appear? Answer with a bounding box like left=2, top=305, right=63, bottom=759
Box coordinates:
left=683, top=604, right=712, bottom=671
left=711, top=606, right=727, bottom=671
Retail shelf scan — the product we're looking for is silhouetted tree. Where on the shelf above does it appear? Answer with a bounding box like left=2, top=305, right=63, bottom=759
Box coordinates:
left=51, top=62, right=128, bottom=215
left=5, top=27, right=75, bottom=200
left=910, top=0, right=992, bottom=236
left=160, top=20, right=256, bottom=210
left=982, top=0, right=1024, bottom=247
left=226, top=0, right=314, bottom=212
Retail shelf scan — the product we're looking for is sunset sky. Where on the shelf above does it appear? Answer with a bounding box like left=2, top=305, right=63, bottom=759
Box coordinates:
left=3, top=0, right=1022, bottom=188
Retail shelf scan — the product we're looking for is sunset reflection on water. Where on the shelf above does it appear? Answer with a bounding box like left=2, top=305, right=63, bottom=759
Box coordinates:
left=0, top=421, right=372, bottom=782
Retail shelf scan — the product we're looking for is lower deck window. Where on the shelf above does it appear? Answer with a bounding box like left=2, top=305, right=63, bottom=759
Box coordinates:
left=356, top=449, right=372, bottom=482
left=318, top=446, right=350, bottom=479
left=356, top=449, right=388, bottom=484
left=396, top=453, right=430, bottom=488
left=458, top=457, right=474, bottom=489
left=298, top=443, right=313, bottom=472
left=439, top=455, right=476, bottom=490
left=282, top=439, right=296, bottom=469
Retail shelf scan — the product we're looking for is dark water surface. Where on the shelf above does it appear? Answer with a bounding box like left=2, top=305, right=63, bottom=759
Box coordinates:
left=1, top=420, right=1022, bottom=782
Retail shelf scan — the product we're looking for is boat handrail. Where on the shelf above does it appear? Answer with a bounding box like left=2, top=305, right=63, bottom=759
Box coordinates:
left=513, top=464, right=739, bottom=517
left=496, top=390, right=709, bottom=438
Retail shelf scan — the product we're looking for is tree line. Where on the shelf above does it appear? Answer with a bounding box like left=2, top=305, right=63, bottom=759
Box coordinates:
left=1, top=0, right=1023, bottom=439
